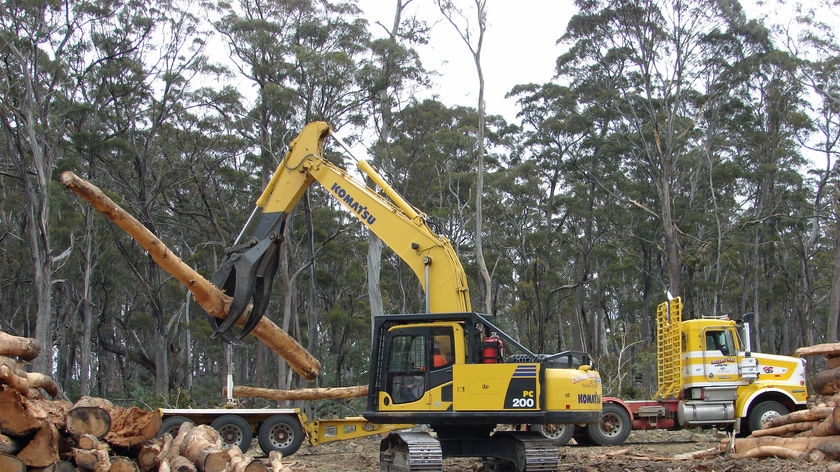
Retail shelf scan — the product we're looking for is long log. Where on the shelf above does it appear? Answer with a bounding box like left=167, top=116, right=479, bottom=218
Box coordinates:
left=813, top=367, right=840, bottom=395
left=751, top=420, right=821, bottom=437
left=0, top=355, right=60, bottom=398
left=730, top=445, right=805, bottom=460
left=763, top=406, right=834, bottom=428
left=0, top=331, right=40, bottom=362
left=231, top=384, right=368, bottom=401
left=60, top=171, right=319, bottom=381
left=727, top=435, right=840, bottom=453
left=796, top=342, right=840, bottom=357
left=802, top=406, right=840, bottom=437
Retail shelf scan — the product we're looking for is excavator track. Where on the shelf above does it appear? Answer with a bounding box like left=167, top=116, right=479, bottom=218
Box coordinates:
left=482, top=432, right=559, bottom=472
left=379, top=432, right=443, bottom=472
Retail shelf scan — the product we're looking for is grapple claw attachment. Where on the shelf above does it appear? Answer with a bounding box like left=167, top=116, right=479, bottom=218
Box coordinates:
left=209, top=227, right=284, bottom=340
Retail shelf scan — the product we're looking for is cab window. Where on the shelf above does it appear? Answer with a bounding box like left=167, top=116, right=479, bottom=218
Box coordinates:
left=705, top=330, right=734, bottom=356
left=385, top=333, right=426, bottom=403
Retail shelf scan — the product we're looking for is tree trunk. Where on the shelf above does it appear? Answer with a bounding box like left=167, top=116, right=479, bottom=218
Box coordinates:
left=231, top=384, right=367, bottom=401
left=60, top=172, right=320, bottom=381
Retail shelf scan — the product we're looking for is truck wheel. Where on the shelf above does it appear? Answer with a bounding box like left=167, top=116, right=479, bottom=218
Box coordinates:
left=747, top=401, right=789, bottom=435
left=585, top=403, right=632, bottom=446
left=530, top=423, right=574, bottom=445
left=157, top=416, right=194, bottom=438
left=258, top=415, right=304, bottom=456
left=211, top=414, right=253, bottom=451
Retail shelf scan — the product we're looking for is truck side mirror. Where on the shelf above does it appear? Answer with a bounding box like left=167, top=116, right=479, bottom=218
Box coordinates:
left=742, top=312, right=755, bottom=324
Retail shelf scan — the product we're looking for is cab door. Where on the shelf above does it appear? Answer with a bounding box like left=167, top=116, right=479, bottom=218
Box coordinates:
left=702, top=328, right=738, bottom=381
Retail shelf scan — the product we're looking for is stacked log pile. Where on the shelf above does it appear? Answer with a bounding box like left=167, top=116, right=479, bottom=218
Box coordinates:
left=721, top=342, right=840, bottom=470
left=0, top=329, right=301, bottom=471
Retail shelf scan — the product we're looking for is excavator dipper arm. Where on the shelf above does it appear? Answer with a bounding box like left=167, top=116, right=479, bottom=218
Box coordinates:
left=210, top=122, right=471, bottom=339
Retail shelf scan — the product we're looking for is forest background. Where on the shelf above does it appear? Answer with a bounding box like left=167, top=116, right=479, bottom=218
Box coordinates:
left=2, top=0, right=839, bottom=418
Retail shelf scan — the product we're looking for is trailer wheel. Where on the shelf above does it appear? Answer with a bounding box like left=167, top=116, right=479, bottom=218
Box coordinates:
left=530, top=423, right=574, bottom=445
left=746, top=401, right=789, bottom=435
left=258, top=415, right=304, bottom=456
left=157, top=416, right=194, bottom=438
left=585, top=403, right=632, bottom=446
left=211, top=414, right=253, bottom=451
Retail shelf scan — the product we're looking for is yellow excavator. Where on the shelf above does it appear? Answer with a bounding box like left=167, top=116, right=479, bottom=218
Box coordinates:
left=210, top=122, right=602, bottom=471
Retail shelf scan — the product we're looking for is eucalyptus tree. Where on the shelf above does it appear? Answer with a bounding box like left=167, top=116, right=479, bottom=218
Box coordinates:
left=212, top=0, right=378, bottom=390
left=558, top=0, right=755, bottom=301
left=0, top=0, right=85, bottom=375
left=788, top=1, right=840, bottom=342
left=436, top=0, right=494, bottom=314
left=357, top=0, right=428, bottom=325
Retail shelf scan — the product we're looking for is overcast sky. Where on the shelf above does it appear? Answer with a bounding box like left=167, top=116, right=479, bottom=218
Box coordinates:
left=355, top=1, right=811, bottom=124
left=358, top=1, right=572, bottom=122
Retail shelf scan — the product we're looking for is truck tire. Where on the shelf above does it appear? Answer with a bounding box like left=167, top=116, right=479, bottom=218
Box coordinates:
left=585, top=402, right=632, bottom=446
left=530, top=423, right=574, bottom=445
left=747, top=401, right=789, bottom=435
left=157, top=416, right=194, bottom=438
left=211, top=414, right=253, bottom=451
left=258, top=414, right=304, bottom=456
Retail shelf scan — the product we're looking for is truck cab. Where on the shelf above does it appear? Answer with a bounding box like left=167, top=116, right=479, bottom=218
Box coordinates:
left=660, top=297, right=808, bottom=435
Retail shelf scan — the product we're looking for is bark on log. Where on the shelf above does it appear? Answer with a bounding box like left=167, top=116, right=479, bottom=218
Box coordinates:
left=66, top=406, right=111, bottom=439
left=137, top=440, right=162, bottom=472
left=106, top=406, right=162, bottom=448
left=0, top=453, right=26, bottom=472
left=0, top=364, right=38, bottom=398
left=73, top=447, right=110, bottom=472
left=168, top=455, right=197, bottom=472
left=727, top=435, right=840, bottom=453
left=0, top=331, right=40, bottom=362
left=0, top=389, right=70, bottom=436
left=763, top=406, right=834, bottom=428
left=181, top=425, right=229, bottom=472
left=227, top=446, right=268, bottom=472
left=109, top=456, right=141, bottom=472
left=795, top=342, right=840, bottom=357
left=751, top=420, right=820, bottom=437
left=813, top=367, right=840, bottom=395
left=73, top=396, right=115, bottom=409
left=801, top=407, right=840, bottom=437
left=730, top=445, right=805, bottom=460
left=17, top=422, right=62, bottom=468
left=813, top=440, right=840, bottom=460
left=61, top=171, right=320, bottom=381
left=77, top=434, right=101, bottom=451
left=268, top=451, right=284, bottom=472
left=0, top=357, right=62, bottom=399
left=231, top=384, right=368, bottom=401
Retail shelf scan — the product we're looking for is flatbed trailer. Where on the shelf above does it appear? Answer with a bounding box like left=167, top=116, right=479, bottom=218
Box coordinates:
left=157, top=407, right=411, bottom=456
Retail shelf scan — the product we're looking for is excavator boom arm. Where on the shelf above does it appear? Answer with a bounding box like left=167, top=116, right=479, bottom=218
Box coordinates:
left=211, top=122, right=471, bottom=338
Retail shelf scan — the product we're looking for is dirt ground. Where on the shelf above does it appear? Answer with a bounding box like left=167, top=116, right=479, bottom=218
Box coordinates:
left=256, top=429, right=833, bottom=471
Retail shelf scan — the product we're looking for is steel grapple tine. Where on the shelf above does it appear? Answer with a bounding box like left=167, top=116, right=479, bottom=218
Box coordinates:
left=211, top=238, right=272, bottom=338
left=238, top=242, right=280, bottom=338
